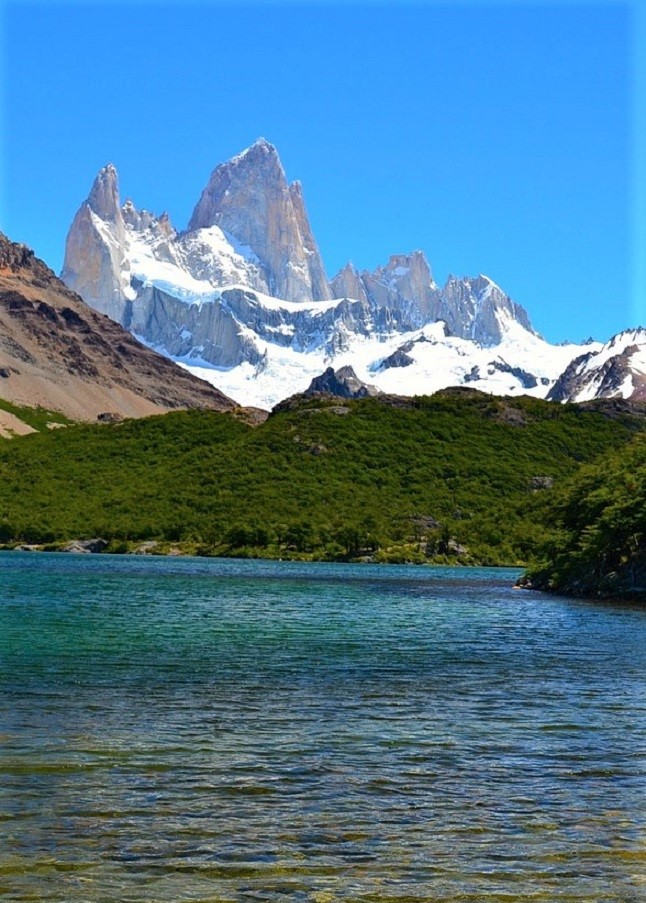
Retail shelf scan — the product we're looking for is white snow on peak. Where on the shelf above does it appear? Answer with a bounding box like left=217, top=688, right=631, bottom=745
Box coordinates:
left=176, top=315, right=592, bottom=410
left=576, top=328, right=645, bottom=376
left=127, top=232, right=217, bottom=302
left=477, top=275, right=499, bottom=300
left=120, top=214, right=267, bottom=303
left=224, top=288, right=354, bottom=315
left=566, top=328, right=646, bottom=402
left=79, top=162, right=628, bottom=412
left=478, top=274, right=501, bottom=289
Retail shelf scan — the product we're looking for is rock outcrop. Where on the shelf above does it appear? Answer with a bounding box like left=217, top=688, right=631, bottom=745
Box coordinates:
left=304, top=366, right=381, bottom=399
left=61, top=538, right=109, bottom=554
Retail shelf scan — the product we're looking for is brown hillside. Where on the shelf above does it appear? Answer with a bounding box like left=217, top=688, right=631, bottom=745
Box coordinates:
left=0, top=233, right=236, bottom=421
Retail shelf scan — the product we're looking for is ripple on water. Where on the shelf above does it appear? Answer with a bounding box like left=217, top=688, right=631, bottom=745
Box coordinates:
left=0, top=553, right=644, bottom=901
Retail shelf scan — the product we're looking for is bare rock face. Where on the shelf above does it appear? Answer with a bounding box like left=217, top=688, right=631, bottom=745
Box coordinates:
left=360, top=252, right=437, bottom=332
left=288, top=180, right=332, bottom=303
left=129, top=286, right=266, bottom=370
left=304, top=365, right=381, bottom=399
left=365, top=251, right=439, bottom=323
left=61, top=164, right=131, bottom=323
left=188, top=139, right=331, bottom=302
left=331, top=256, right=536, bottom=347
left=87, top=163, right=124, bottom=232
left=331, top=262, right=370, bottom=305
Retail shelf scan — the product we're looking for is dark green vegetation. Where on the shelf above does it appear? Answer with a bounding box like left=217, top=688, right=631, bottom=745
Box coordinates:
left=525, top=434, right=645, bottom=599
left=0, top=389, right=643, bottom=568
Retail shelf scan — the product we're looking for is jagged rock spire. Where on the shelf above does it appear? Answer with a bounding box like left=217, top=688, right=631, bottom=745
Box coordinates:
left=87, top=163, right=121, bottom=223
left=61, top=163, right=128, bottom=322
left=331, top=262, right=369, bottom=305
left=188, top=140, right=331, bottom=303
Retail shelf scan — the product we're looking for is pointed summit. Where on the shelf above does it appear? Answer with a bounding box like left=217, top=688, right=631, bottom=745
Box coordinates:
left=331, top=262, right=369, bottom=304
left=61, top=163, right=128, bottom=322
left=88, top=163, right=121, bottom=223
left=188, top=143, right=330, bottom=302
left=304, top=365, right=381, bottom=399
left=378, top=251, right=434, bottom=289
left=188, top=140, right=287, bottom=235
left=232, top=137, right=280, bottom=162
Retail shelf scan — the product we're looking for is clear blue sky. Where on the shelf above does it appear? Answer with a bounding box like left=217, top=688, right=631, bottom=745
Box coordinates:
left=1, top=0, right=641, bottom=343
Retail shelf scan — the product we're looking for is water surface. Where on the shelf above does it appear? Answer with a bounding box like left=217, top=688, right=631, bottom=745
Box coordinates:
left=0, top=553, right=644, bottom=901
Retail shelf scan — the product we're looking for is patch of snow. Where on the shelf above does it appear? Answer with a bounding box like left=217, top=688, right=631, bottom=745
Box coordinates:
left=579, top=328, right=646, bottom=375
left=166, top=317, right=593, bottom=410
left=562, top=329, right=645, bottom=401
left=220, top=229, right=260, bottom=264
left=220, top=287, right=354, bottom=315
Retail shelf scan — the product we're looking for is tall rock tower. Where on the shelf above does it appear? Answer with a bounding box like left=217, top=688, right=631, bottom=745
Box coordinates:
left=61, top=163, right=131, bottom=324
left=189, top=139, right=331, bottom=302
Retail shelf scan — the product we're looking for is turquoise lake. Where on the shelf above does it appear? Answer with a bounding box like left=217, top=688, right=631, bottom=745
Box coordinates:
left=0, top=553, right=644, bottom=901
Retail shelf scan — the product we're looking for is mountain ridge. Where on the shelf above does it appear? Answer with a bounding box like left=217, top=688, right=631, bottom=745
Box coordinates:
left=60, top=141, right=644, bottom=409
left=548, top=328, right=646, bottom=403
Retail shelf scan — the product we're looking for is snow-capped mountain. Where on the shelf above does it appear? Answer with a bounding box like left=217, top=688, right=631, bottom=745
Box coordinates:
left=62, top=139, right=605, bottom=409
left=548, top=329, right=646, bottom=402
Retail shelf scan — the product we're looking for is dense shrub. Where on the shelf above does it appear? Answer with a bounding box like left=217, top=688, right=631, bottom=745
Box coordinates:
left=525, top=434, right=645, bottom=598
left=0, top=392, right=642, bottom=567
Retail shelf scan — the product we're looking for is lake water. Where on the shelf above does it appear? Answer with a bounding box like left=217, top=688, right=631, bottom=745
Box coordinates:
left=0, top=553, right=644, bottom=902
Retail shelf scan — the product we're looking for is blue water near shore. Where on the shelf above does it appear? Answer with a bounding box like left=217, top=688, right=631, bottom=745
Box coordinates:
left=0, top=552, right=644, bottom=901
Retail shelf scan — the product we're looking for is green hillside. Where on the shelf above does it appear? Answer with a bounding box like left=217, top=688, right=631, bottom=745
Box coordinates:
left=0, top=390, right=643, bottom=565
left=0, top=397, right=71, bottom=433
left=524, top=433, right=645, bottom=599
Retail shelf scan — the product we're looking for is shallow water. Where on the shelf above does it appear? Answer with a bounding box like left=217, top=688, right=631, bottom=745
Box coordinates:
left=0, top=553, right=644, bottom=901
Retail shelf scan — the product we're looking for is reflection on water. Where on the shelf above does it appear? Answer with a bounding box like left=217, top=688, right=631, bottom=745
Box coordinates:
left=0, top=553, right=644, bottom=901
